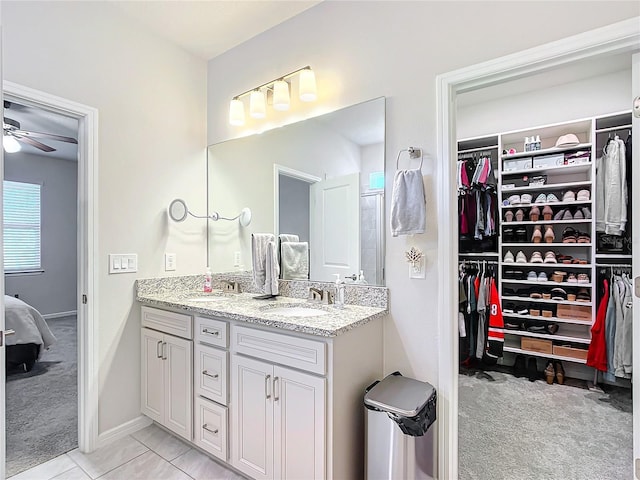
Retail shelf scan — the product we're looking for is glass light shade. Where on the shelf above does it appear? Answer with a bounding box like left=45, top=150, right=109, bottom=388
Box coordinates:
left=299, top=69, right=317, bottom=102
left=3, top=135, right=21, bottom=153
left=249, top=90, right=266, bottom=119
left=229, top=99, right=245, bottom=126
left=272, top=80, right=290, bottom=111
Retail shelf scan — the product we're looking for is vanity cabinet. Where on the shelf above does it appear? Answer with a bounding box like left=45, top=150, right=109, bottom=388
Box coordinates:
left=231, top=354, right=325, bottom=480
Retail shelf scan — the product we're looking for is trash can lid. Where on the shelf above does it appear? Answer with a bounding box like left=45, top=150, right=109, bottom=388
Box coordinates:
left=364, top=374, right=435, bottom=417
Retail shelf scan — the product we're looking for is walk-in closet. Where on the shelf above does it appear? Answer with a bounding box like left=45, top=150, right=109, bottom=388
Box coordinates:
left=455, top=56, right=636, bottom=478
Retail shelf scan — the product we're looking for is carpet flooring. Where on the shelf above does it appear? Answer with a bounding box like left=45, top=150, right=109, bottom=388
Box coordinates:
left=6, top=315, right=78, bottom=477
left=459, top=369, right=632, bottom=480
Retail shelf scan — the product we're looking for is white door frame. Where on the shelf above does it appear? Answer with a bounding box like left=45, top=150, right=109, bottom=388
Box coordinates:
left=435, top=18, right=640, bottom=480
left=3, top=81, right=100, bottom=455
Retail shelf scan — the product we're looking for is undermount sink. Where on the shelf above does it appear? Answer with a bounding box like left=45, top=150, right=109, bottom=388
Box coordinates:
left=265, top=306, right=330, bottom=317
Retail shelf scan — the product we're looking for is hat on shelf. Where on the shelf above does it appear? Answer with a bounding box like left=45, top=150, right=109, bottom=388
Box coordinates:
left=555, top=133, right=580, bottom=148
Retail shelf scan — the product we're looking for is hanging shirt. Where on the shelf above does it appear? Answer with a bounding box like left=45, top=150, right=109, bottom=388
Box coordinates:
left=485, top=279, right=504, bottom=360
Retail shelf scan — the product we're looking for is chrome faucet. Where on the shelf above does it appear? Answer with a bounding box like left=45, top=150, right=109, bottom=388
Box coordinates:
left=308, top=287, right=334, bottom=305
left=220, top=280, right=241, bottom=293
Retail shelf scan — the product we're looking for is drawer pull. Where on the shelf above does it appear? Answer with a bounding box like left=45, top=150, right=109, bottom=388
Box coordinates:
left=274, top=376, right=280, bottom=402
left=202, top=370, right=219, bottom=379
left=162, top=342, right=167, bottom=360
left=265, top=374, right=271, bottom=399
left=156, top=340, right=163, bottom=359
left=202, top=424, right=219, bottom=435
left=202, top=328, right=220, bottom=337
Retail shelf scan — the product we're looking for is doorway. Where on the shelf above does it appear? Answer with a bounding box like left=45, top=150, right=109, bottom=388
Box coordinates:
left=435, top=18, right=640, bottom=479
left=1, top=82, right=99, bottom=478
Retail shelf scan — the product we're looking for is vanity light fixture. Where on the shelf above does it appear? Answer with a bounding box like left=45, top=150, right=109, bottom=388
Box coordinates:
left=228, top=66, right=317, bottom=126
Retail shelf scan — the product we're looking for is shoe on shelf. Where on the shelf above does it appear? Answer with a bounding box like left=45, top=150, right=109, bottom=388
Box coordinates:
left=551, top=287, right=567, bottom=301
left=541, top=290, right=551, bottom=300
left=542, top=308, right=554, bottom=318
left=515, top=251, right=528, bottom=263
left=562, top=227, right=577, bottom=243
left=576, top=189, right=590, bottom=201
left=508, top=194, right=521, bottom=205
left=538, top=272, right=548, bottom=282
left=503, top=302, right=516, bottom=314
left=514, top=355, right=527, bottom=378
left=521, top=193, right=533, bottom=204
left=527, top=357, right=538, bottom=382
left=567, top=293, right=577, bottom=301
left=546, top=323, right=559, bottom=335
left=530, top=289, right=543, bottom=299
left=562, top=209, right=574, bottom=220
left=517, top=305, right=529, bottom=315
left=530, top=306, right=541, bottom=316
left=529, top=206, right=540, bottom=221
left=567, top=273, right=578, bottom=283
left=534, top=193, right=547, bottom=204
left=553, top=209, right=566, bottom=221
left=543, top=251, right=557, bottom=264
left=505, top=210, right=514, bottom=222
left=515, top=227, right=528, bottom=243
left=503, top=227, right=515, bottom=242
left=563, top=190, right=576, bottom=202
left=573, top=208, right=584, bottom=220
left=547, top=193, right=559, bottom=203
left=552, top=271, right=567, bottom=283
left=554, top=361, right=565, bottom=384
left=581, top=207, right=592, bottom=219
left=577, top=231, right=591, bottom=243
left=531, top=226, right=543, bottom=243
left=503, top=250, right=515, bottom=263
left=544, top=226, right=555, bottom=243
left=505, top=320, right=523, bottom=330
left=577, top=273, right=590, bottom=284
left=544, top=360, right=555, bottom=385
left=530, top=251, right=543, bottom=263
left=542, top=206, right=554, bottom=220
left=576, top=288, right=591, bottom=302
left=515, top=209, right=525, bottom=221
left=527, top=271, right=538, bottom=281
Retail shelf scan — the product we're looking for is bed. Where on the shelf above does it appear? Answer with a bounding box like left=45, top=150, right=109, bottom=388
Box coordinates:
left=5, top=295, right=56, bottom=372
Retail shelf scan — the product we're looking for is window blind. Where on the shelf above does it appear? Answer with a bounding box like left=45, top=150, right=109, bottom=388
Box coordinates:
left=3, top=180, right=42, bottom=272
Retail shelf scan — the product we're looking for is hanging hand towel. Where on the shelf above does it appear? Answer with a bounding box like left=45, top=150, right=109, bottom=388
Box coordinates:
left=390, top=168, right=426, bottom=236
left=252, top=233, right=279, bottom=294
left=264, top=241, right=280, bottom=295
left=281, top=241, right=309, bottom=280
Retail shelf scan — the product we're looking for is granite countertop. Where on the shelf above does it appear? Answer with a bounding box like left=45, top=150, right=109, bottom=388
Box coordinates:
left=137, top=290, right=387, bottom=338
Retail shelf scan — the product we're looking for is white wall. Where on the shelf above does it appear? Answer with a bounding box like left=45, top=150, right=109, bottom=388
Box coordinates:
left=279, top=175, right=310, bottom=242
left=4, top=152, right=77, bottom=316
left=2, top=2, right=207, bottom=434
left=206, top=1, right=639, bottom=390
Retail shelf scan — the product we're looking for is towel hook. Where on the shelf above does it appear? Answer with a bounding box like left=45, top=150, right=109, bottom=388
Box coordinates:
left=396, top=147, right=423, bottom=170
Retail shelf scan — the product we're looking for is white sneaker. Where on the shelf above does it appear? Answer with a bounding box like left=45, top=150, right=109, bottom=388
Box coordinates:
left=515, top=251, right=527, bottom=263
left=527, top=271, right=538, bottom=281
left=503, top=250, right=515, bottom=263
left=508, top=195, right=521, bottom=205
left=520, top=193, right=533, bottom=204
left=537, top=272, right=548, bottom=282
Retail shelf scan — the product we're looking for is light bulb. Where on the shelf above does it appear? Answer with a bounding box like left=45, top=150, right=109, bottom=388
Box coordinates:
left=249, top=90, right=266, bottom=119
left=229, top=99, right=245, bottom=126
left=272, top=80, right=290, bottom=111
left=299, top=69, right=317, bottom=102
left=3, top=135, right=21, bottom=153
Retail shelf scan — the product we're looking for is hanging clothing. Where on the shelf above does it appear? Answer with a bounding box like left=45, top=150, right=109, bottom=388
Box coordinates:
left=604, top=277, right=618, bottom=383
left=596, top=137, right=628, bottom=235
left=587, top=278, right=608, bottom=372
left=485, top=278, right=504, bottom=361
left=616, top=275, right=633, bottom=378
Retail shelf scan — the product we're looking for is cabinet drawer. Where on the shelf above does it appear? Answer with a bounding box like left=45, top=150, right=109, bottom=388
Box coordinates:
left=232, top=325, right=326, bottom=375
left=194, top=397, right=228, bottom=461
left=141, top=306, right=192, bottom=340
left=195, top=316, right=228, bottom=348
left=195, top=343, right=228, bottom=405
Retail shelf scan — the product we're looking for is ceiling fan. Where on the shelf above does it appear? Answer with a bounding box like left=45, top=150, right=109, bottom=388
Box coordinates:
left=3, top=101, right=78, bottom=153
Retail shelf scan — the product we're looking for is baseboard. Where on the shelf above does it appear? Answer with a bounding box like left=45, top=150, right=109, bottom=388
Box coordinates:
left=43, top=310, right=78, bottom=320
left=96, top=415, right=152, bottom=449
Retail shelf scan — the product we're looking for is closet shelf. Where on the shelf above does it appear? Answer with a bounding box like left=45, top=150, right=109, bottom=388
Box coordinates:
left=500, top=180, right=591, bottom=194
left=504, top=329, right=591, bottom=344
left=502, top=313, right=592, bottom=326
left=502, top=295, right=593, bottom=307
left=503, top=346, right=587, bottom=364
left=502, top=243, right=592, bottom=248
left=501, top=262, right=591, bottom=269
left=501, top=279, right=592, bottom=288
left=459, top=252, right=500, bottom=258
left=501, top=200, right=592, bottom=209
left=502, top=162, right=592, bottom=177
left=595, top=254, right=632, bottom=259
left=502, top=219, right=592, bottom=226
left=501, top=143, right=592, bottom=160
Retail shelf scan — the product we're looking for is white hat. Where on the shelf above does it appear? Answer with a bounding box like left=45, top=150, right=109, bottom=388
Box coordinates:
left=555, top=133, right=580, bottom=147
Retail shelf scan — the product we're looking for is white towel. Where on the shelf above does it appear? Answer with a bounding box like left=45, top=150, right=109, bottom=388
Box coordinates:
left=278, top=234, right=299, bottom=267
left=252, top=233, right=279, bottom=294
left=390, top=168, right=426, bottom=237
left=281, top=242, right=309, bottom=280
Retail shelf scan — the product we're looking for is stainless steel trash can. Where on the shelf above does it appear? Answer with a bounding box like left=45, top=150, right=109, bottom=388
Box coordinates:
left=364, top=372, right=436, bottom=480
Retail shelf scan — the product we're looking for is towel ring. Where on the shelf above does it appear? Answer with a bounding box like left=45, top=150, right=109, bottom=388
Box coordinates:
left=396, top=147, right=423, bottom=170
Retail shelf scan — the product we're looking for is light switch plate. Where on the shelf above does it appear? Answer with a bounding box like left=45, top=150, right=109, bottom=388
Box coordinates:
left=109, top=254, right=138, bottom=274
left=165, top=253, right=177, bottom=271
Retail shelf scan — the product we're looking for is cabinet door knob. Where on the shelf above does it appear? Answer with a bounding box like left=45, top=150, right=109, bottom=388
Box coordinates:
left=202, top=370, right=219, bottom=379
left=265, top=374, right=271, bottom=399
left=202, top=424, right=219, bottom=435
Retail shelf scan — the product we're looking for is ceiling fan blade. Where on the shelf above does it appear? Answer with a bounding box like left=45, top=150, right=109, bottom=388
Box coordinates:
left=13, top=129, right=78, bottom=144
left=13, top=134, right=56, bottom=152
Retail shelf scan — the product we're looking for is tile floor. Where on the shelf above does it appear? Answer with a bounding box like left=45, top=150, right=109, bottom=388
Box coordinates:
left=9, top=424, right=245, bottom=480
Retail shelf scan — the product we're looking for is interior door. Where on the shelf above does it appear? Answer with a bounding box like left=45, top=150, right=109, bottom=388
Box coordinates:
left=310, top=173, right=360, bottom=281
left=631, top=51, right=640, bottom=480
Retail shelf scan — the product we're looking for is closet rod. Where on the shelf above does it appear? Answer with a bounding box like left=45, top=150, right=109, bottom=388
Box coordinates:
left=595, top=263, right=632, bottom=268
left=458, top=260, right=499, bottom=265
left=457, top=145, right=499, bottom=155
left=594, top=124, right=633, bottom=134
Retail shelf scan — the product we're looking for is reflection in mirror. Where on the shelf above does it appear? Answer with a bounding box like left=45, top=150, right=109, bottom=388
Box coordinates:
left=208, top=97, right=385, bottom=285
